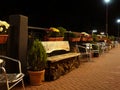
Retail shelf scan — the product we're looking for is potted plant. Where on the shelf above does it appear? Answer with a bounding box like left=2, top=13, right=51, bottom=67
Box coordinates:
left=56, top=26, right=67, bottom=37
left=47, top=27, right=66, bottom=41
left=27, top=39, right=48, bottom=85
left=92, top=34, right=99, bottom=42
left=0, top=20, right=10, bottom=44
left=64, top=31, right=80, bottom=42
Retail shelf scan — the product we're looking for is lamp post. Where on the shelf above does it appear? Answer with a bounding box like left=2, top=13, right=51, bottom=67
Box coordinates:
left=104, top=0, right=111, bottom=37
left=117, top=19, right=120, bottom=39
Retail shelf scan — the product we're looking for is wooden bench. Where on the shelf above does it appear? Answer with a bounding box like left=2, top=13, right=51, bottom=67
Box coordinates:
left=41, top=41, right=80, bottom=81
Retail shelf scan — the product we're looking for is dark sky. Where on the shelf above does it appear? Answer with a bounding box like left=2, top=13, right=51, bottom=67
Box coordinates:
left=1, top=0, right=120, bottom=35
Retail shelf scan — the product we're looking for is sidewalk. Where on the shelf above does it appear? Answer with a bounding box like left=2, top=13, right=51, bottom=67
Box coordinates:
left=13, top=46, right=120, bottom=90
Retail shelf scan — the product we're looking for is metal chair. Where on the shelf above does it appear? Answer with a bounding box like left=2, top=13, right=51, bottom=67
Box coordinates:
left=91, top=43, right=100, bottom=57
left=0, top=55, right=25, bottom=90
left=99, top=42, right=109, bottom=53
left=76, top=43, right=92, bottom=61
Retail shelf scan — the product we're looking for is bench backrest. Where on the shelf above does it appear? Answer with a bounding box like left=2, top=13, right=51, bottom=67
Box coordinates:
left=41, top=41, right=70, bottom=53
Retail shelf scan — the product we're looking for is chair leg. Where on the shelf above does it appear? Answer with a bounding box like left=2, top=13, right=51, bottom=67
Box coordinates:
left=88, top=54, right=91, bottom=62
left=87, top=54, right=92, bottom=62
left=21, top=79, right=25, bottom=90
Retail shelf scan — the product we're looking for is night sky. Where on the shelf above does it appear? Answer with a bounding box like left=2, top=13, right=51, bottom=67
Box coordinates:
left=1, top=0, right=120, bottom=36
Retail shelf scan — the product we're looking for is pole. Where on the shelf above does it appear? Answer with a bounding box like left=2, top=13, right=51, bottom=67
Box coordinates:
left=118, top=24, right=119, bottom=41
left=106, top=3, right=108, bottom=37
left=117, top=19, right=120, bottom=42
left=118, top=24, right=119, bottom=37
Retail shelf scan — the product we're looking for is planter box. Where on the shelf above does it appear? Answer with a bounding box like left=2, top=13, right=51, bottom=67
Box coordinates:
left=69, top=37, right=80, bottom=42
left=47, top=37, right=64, bottom=41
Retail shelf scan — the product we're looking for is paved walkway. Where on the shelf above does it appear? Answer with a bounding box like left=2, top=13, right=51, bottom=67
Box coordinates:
left=13, top=46, right=120, bottom=90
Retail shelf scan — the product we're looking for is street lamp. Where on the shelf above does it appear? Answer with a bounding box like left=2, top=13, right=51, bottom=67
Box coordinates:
left=104, top=0, right=111, bottom=37
left=117, top=19, right=120, bottom=38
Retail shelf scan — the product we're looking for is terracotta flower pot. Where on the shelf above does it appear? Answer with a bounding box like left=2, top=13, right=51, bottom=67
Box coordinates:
left=0, top=35, right=8, bottom=44
left=28, top=69, right=45, bottom=86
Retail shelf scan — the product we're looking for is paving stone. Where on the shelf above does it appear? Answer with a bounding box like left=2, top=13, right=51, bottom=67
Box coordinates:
left=12, top=46, right=120, bottom=90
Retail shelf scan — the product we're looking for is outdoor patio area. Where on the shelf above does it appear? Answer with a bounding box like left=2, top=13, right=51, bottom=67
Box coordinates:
left=12, top=45, right=120, bottom=90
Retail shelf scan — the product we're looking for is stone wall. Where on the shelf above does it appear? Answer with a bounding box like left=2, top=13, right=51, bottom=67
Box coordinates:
left=45, top=56, right=80, bottom=81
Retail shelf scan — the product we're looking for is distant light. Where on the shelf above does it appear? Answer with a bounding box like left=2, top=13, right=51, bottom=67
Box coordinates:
left=92, top=30, right=97, bottom=33
left=117, top=19, right=120, bottom=23
left=100, top=32, right=105, bottom=35
left=104, top=0, right=110, bottom=3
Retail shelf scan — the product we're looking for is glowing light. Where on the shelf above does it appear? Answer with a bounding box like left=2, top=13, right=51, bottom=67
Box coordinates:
left=92, top=30, right=97, bottom=33
left=117, top=19, right=120, bottom=23
left=104, top=0, right=110, bottom=3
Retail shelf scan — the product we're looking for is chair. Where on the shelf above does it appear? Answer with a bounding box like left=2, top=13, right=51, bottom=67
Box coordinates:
left=0, top=55, right=25, bottom=90
left=91, top=43, right=100, bottom=57
left=76, top=43, right=92, bottom=61
left=99, top=42, right=109, bottom=53
left=114, top=41, right=119, bottom=48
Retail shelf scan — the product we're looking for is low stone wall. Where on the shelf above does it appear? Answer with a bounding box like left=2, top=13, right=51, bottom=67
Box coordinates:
left=45, top=56, right=80, bottom=81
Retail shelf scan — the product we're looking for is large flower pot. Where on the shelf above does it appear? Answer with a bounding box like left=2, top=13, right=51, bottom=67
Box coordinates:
left=28, top=69, right=45, bottom=86
left=81, top=37, right=87, bottom=42
left=47, top=37, right=64, bottom=41
left=0, top=35, right=8, bottom=44
left=69, top=37, right=80, bottom=42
